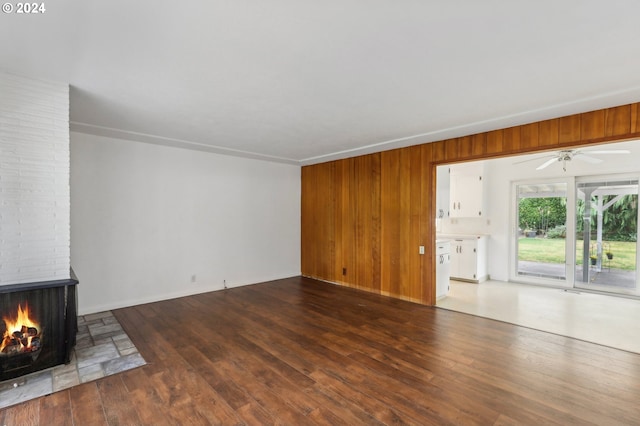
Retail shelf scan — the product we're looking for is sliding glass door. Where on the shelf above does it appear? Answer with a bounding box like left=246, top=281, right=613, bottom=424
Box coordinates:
left=515, top=181, right=569, bottom=283
left=513, top=175, right=640, bottom=296
left=574, top=178, right=638, bottom=295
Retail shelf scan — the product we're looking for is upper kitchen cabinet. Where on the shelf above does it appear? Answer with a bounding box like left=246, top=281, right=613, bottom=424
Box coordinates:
left=435, top=165, right=450, bottom=219
left=450, top=162, right=485, bottom=218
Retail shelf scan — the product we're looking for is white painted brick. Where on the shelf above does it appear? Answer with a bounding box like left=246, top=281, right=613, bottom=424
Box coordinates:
left=0, top=71, right=70, bottom=285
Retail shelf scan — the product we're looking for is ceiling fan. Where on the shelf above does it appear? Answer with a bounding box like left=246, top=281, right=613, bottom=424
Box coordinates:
left=515, top=149, right=630, bottom=172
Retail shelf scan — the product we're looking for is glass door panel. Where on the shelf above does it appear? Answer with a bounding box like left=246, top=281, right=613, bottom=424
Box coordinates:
left=575, top=178, right=638, bottom=294
left=516, top=182, right=568, bottom=281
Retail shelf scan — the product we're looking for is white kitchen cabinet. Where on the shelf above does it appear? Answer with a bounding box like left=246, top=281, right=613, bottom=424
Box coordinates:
left=435, top=165, right=450, bottom=219
left=449, top=236, right=487, bottom=282
left=450, top=162, right=485, bottom=218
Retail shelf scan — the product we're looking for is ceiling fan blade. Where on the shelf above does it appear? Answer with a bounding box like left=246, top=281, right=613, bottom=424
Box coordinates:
left=581, top=150, right=630, bottom=155
left=574, top=154, right=603, bottom=164
left=513, top=154, right=555, bottom=165
left=536, top=157, right=559, bottom=170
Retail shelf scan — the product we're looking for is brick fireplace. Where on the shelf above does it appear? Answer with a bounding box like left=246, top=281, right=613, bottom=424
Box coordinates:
left=0, top=72, right=75, bottom=381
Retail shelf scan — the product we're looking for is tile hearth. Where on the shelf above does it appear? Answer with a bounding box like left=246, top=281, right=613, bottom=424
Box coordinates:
left=0, top=310, right=145, bottom=409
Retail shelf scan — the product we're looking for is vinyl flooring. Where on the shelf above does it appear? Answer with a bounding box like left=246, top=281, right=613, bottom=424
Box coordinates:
left=437, top=279, right=640, bottom=353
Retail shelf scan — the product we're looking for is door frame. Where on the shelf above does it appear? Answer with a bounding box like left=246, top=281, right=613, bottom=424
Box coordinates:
left=573, top=173, right=640, bottom=296
left=510, top=172, right=640, bottom=296
left=509, top=176, right=575, bottom=289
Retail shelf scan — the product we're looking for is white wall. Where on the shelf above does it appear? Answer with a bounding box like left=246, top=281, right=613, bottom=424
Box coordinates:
left=71, top=132, right=300, bottom=314
left=0, top=71, right=70, bottom=285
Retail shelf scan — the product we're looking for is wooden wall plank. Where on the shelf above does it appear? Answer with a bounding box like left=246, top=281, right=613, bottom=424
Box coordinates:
left=354, top=154, right=381, bottom=291
left=380, top=149, right=401, bottom=296
left=503, top=127, right=521, bottom=152
left=558, top=114, right=581, bottom=144
left=581, top=110, right=605, bottom=141
left=458, top=136, right=473, bottom=158
left=421, top=144, right=433, bottom=304
left=604, top=105, right=631, bottom=137
left=631, top=104, right=639, bottom=133
left=444, top=138, right=459, bottom=160
left=370, top=154, right=382, bottom=292
left=538, top=118, right=559, bottom=148
left=470, top=134, right=486, bottom=157
left=520, top=123, right=539, bottom=150
left=398, top=148, right=412, bottom=299
left=314, top=162, right=336, bottom=282
left=485, top=130, right=504, bottom=155
left=334, top=159, right=348, bottom=284
left=408, top=145, right=423, bottom=302
left=431, top=141, right=447, bottom=163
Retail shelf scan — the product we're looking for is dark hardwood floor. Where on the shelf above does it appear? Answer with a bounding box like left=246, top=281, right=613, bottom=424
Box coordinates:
left=2, top=276, right=640, bottom=425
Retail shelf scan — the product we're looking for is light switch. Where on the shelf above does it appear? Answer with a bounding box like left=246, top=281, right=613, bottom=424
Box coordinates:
left=419, top=245, right=425, bottom=255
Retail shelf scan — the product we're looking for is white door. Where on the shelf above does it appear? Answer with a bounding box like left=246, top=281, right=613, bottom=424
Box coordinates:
left=511, top=179, right=573, bottom=286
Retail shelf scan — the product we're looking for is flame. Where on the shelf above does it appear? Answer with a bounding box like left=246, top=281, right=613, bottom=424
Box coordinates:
left=1, top=303, right=40, bottom=353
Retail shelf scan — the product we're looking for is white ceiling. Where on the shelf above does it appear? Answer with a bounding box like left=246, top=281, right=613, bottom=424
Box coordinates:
left=2, top=0, right=640, bottom=165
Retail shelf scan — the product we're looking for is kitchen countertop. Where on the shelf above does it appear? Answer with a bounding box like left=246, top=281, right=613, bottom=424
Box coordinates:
left=437, top=233, right=488, bottom=240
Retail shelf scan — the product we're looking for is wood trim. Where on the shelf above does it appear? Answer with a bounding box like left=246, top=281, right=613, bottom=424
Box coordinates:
left=301, top=102, right=640, bottom=305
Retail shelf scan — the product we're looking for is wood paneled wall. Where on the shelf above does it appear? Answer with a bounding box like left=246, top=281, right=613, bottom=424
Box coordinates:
left=301, top=103, right=640, bottom=305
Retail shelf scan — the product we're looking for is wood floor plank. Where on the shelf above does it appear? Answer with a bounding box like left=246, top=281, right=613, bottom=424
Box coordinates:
left=69, top=382, right=108, bottom=426
left=119, top=368, right=176, bottom=425
left=39, top=391, right=72, bottom=426
left=96, top=375, right=143, bottom=425
left=0, top=398, right=39, bottom=426
left=2, top=276, right=640, bottom=425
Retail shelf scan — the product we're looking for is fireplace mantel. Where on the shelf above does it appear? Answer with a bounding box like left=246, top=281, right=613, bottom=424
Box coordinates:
left=0, top=276, right=79, bottom=294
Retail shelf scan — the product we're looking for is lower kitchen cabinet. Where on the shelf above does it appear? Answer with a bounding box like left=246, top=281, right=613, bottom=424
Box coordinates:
left=449, top=236, right=487, bottom=283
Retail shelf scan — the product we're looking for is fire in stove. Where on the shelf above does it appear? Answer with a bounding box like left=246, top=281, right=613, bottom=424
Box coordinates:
left=1, top=304, right=42, bottom=359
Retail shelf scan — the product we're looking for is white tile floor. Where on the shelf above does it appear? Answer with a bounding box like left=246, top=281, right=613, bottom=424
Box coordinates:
left=437, top=279, right=640, bottom=354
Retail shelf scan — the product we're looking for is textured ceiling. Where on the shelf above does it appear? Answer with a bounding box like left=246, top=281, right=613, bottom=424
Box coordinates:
left=2, top=0, right=640, bottom=165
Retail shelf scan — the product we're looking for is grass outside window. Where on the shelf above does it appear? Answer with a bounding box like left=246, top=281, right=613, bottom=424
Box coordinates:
left=518, top=238, right=637, bottom=270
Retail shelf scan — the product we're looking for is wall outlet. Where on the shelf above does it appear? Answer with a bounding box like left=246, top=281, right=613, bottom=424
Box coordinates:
left=419, top=246, right=425, bottom=255
left=191, top=275, right=196, bottom=283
